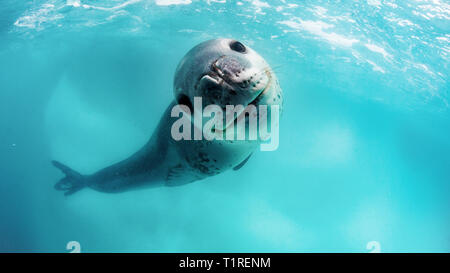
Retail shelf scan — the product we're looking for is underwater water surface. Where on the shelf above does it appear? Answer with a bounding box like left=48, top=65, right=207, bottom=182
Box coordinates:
left=0, top=0, right=449, bottom=252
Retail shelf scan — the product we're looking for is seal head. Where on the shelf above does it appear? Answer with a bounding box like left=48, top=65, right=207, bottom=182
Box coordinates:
left=173, top=38, right=282, bottom=131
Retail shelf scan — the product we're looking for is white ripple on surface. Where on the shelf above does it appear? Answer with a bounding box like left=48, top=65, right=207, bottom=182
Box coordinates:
left=66, top=0, right=81, bottom=8
left=78, top=0, right=142, bottom=11
left=365, top=43, right=392, bottom=60
left=367, top=0, right=382, bottom=8
left=367, top=60, right=386, bottom=73
left=155, top=0, right=192, bottom=6
left=252, top=0, right=270, bottom=8
left=279, top=19, right=359, bottom=47
left=14, top=3, right=63, bottom=30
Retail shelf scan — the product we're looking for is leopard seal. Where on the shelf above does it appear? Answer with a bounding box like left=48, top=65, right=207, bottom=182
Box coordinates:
left=53, top=38, right=283, bottom=195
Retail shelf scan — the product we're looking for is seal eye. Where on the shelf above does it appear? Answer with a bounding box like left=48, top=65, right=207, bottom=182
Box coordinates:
left=230, top=41, right=246, bottom=53
left=177, top=94, right=193, bottom=113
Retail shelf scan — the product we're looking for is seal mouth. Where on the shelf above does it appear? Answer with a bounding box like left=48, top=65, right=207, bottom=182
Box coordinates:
left=208, top=58, right=272, bottom=104
left=196, top=57, right=272, bottom=132
left=228, top=70, right=272, bottom=127
left=216, top=69, right=272, bottom=132
left=247, top=69, right=272, bottom=106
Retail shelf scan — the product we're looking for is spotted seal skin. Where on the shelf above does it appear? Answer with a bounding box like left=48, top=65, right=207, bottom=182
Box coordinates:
left=52, top=38, right=283, bottom=195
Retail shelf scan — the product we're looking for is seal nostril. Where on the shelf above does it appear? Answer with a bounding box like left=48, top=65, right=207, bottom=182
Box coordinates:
left=230, top=41, right=246, bottom=53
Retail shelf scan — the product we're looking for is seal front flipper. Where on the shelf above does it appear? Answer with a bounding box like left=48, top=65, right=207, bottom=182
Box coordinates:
left=167, top=164, right=185, bottom=182
left=233, top=153, right=252, bottom=171
left=52, top=160, right=86, bottom=196
left=166, top=164, right=201, bottom=187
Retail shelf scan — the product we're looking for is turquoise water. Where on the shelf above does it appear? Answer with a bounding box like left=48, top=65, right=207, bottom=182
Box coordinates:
left=0, top=0, right=449, bottom=252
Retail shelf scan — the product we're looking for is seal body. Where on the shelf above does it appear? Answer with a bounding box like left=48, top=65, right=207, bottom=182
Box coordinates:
left=53, top=38, right=283, bottom=195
